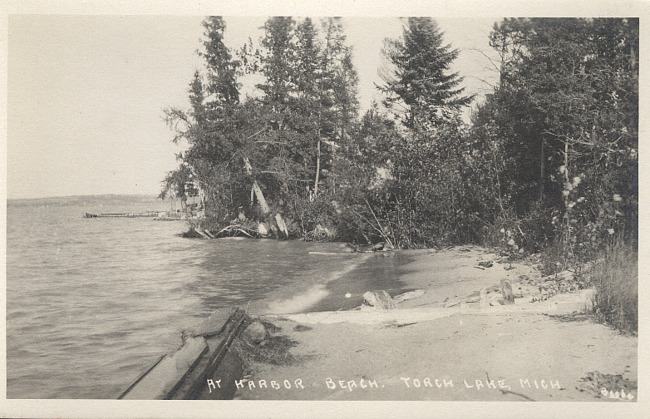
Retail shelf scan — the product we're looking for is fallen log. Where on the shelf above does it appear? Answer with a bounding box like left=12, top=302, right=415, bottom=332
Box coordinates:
left=269, top=289, right=597, bottom=325
left=234, top=228, right=254, bottom=238
left=308, top=251, right=357, bottom=256
left=194, top=229, right=210, bottom=239
left=214, top=224, right=256, bottom=238
left=363, top=290, right=396, bottom=310
left=393, top=289, right=425, bottom=304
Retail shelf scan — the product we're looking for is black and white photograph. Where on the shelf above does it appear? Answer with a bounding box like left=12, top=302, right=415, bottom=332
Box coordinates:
left=2, top=1, right=646, bottom=418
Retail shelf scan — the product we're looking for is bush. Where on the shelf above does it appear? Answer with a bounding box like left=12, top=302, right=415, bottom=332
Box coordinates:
left=585, top=240, right=637, bottom=333
left=286, top=194, right=338, bottom=241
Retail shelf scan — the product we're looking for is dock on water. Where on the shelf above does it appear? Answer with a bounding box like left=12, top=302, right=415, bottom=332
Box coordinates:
left=84, top=211, right=161, bottom=218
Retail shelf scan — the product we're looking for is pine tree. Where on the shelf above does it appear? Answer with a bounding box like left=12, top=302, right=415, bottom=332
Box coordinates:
left=258, top=17, right=296, bottom=107
left=200, top=16, right=240, bottom=106
left=163, top=16, right=250, bottom=221
left=332, top=48, right=359, bottom=146
left=163, top=16, right=362, bottom=236
left=188, top=70, right=206, bottom=125
left=255, top=17, right=359, bottom=199
left=293, top=18, right=324, bottom=196
left=294, top=18, right=321, bottom=99
left=380, top=17, right=473, bottom=129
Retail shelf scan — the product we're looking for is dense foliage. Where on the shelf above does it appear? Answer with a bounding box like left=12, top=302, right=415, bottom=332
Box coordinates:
left=471, top=18, right=638, bottom=260
left=163, top=17, right=637, bottom=264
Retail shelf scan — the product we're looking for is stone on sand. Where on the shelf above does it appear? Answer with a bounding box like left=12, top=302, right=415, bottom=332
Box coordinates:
left=243, top=321, right=269, bottom=344
left=500, top=279, right=515, bottom=305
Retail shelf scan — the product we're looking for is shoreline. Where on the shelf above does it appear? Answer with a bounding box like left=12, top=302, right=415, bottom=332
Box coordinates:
left=246, top=243, right=414, bottom=316
left=235, top=246, right=638, bottom=401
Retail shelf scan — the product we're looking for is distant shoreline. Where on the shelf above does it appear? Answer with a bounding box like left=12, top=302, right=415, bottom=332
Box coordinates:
left=7, top=193, right=160, bottom=203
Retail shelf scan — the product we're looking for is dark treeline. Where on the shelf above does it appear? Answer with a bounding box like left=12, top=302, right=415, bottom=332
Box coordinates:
left=162, top=17, right=638, bottom=263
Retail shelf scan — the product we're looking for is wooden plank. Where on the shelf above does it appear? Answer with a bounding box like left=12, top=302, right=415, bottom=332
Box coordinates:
left=195, top=349, right=243, bottom=400
left=117, top=354, right=166, bottom=399
left=84, top=211, right=159, bottom=218
left=117, top=309, right=249, bottom=400
left=119, top=337, right=208, bottom=400
left=170, top=309, right=248, bottom=400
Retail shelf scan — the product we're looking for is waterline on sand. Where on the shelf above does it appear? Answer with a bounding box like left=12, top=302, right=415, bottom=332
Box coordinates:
left=263, top=253, right=373, bottom=314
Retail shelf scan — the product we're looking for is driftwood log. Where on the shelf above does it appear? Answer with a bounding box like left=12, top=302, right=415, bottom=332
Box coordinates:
left=195, top=229, right=210, bottom=239
left=363, top=290, right=396, bottom=310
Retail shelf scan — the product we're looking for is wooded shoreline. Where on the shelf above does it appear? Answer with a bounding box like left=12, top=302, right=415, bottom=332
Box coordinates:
left=141, top=16, right=638, bottom=403
left=159, top=18, right=636, bottom=335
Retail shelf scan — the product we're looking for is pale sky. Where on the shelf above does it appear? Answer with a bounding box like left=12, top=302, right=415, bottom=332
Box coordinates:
left=7, top=15, right=499, bottom=200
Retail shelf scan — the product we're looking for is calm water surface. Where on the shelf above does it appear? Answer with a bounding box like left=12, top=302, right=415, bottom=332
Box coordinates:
left=6, top=196, right=409, bottom=399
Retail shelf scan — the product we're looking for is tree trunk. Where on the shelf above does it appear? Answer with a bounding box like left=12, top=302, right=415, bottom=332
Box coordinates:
left=243, top=156, right=270, bottom=215
left=275, top=213, right=289, bottom=238
left=243, top=155, right=289, bottom=238
left=363, top=290, right=396, bottom=309
left=563, top=141, right=571, bottom=253
left=539, top=138, right=545, bottom=202
left=314, top=138, right=321, bottom=198
left=251, top=182, right=270, bottom=215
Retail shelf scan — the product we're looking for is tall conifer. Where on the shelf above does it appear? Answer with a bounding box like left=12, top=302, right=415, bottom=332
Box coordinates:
left=380, top=17, right=473, bottom=129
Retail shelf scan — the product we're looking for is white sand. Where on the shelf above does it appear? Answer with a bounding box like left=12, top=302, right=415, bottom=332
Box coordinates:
left=236, top=247, right=637, bottom=402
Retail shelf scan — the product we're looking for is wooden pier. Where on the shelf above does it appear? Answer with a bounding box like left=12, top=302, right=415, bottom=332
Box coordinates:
left=154, top=212, right=184, bottom=221
left=83, top=211, right=161, bottom=218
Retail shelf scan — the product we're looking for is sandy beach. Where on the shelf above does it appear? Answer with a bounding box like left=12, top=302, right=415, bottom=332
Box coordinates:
left=236, top=247, right=637, bottom=402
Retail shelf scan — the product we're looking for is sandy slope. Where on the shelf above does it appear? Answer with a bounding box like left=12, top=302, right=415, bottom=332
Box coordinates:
left=236, top=247, right=637, bottom=402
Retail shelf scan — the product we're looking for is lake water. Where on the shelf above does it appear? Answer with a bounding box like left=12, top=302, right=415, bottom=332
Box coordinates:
left=6, top=195, right=410, bottom=399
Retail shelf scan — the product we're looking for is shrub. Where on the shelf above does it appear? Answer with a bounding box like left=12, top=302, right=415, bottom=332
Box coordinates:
left=285, top=194, right=339, bottom=241
left=585, top=239, right=637, bottom=334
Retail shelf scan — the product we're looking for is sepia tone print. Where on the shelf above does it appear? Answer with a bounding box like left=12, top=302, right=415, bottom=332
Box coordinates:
left=5, top=13, right=638, bottom=415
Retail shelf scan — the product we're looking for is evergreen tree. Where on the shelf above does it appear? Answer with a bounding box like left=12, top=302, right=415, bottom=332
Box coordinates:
left=258, top=17, right=296, bottom=107
left=254, top=17, right=359, bottom=200
left=293, top=18, right=325, bottom=196
left=200, top=16, right=240, bottom=106
left=294, top=18, right=321, bottom=99
left=320, top=18, right=359, bottom=195
left=355, top=18, right=475, bottom=246
left=332, top=48, right=359, bottom=146
left=313, top=18, right=349, bottom=196
left=380, top=17, right=473, bottom=129
left=164, top=16, right=251, bottom=222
